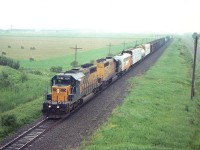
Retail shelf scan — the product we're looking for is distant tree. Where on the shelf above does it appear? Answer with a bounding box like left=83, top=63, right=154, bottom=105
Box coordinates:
left=30, top=47, right=36, bottom=50
left=29, top=58, right=34, bottom=62
left=107, top=53, right=113, bottom=57
left=135, top=43, right=139, bottom=47
left=70, top=61, right=78, bottom=67
left=8, top=45, right=11, bottom=48
left=12, top=61, right=20, bottom=69
left=50, top=66, right=62, bottom=73
left=90, top=59, right=95, bottom=64
left=0, top=56, right=20, bottom=70
left=2, top=52, right=6, bottom=56
left=21, top=46, right=24, bottom=49
left=30, top=70, right=42, bottom=75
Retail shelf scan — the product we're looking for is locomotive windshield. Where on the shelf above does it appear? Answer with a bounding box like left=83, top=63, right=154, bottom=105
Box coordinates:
left=55, top=79, right=71, bottom=85
left=51, top=75, right=73, bottom=86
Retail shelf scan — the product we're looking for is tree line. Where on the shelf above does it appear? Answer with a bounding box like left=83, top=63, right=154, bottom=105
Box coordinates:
left=0, top=56, right=20, bottom=69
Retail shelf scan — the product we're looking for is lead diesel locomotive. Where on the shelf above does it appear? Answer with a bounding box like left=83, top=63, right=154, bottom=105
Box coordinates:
left=42, top=37, right=171, bottom=118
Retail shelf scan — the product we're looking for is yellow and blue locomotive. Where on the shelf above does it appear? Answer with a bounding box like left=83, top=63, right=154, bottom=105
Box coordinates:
left=42, top=63, right=99, bottom=117
left=42, top=58, right=118, bottom=118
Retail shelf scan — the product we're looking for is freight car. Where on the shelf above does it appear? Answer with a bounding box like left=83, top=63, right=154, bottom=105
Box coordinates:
left=114, top=53, right=132, bottom=75
left=42, top=36, right=172, bottom=118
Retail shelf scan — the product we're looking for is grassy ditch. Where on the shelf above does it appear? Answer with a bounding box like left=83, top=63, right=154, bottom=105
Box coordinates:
left=0, top=97, right=43, bottom=140
left=82, top=38, right=200, bottom=150
left=0, top=66, right=48, bottom=140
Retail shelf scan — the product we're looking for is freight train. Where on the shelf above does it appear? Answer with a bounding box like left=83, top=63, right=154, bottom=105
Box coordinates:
left=42, top=36, right=172, bottom=118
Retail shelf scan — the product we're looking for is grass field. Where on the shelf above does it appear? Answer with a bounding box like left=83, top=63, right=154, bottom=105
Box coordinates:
left=82, top=38, right=200, bottom=150
left=0, top=31, right=154, bottom=61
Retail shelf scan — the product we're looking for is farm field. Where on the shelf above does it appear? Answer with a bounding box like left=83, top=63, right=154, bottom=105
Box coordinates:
left=0, top=31, right=156, bottom=140
left=0, top=31, right=155, bottom=71
left=82, top=38, right=200, bottom=150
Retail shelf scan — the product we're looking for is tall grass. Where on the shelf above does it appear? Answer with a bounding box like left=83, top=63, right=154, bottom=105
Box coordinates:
left=0, top=97, right=43, bottom=139
left=82, top=39, right=200, bottom=150
left=0, top=66, right=47, bottom=139
left=0, top=66, right=48, bottom=113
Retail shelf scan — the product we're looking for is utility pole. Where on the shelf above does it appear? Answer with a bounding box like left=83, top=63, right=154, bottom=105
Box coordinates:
left=135, top=40, right=138, bottom=47
left=107, top=43, right=112, bottom=56
left=141, top=38, right=144, bottom=44
left=122, top=41, right=126, bottom=50
left=70, top=44, right=82, bottom=63
left=191, top=32, right=199, bottom=99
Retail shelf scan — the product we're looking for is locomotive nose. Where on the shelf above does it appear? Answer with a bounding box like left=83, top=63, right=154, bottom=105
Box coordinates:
left=52, top=85, right=71, bottom=103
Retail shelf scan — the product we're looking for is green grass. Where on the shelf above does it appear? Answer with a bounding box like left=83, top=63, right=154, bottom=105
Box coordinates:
left=0, top=66, right=48, bottom=140
left=82, top=39, right=200, bottom=150
left=0, top=97, right=43, bottom=139
left=0, top=66, right=48, bottom=113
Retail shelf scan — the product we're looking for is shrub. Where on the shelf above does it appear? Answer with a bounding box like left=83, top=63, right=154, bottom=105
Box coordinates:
left=20, top=73, right=28, bottom=83
left=0, top=71, right=10, bottom=87
left=1, top=114, right=17, bottom=127
left=2, top=52, right=6, bottom=56
left=135, top=43, right=139, bottom=47
left=107, top=53, right=114, bottom=57
left=2, top=71, right=8, bottom=79
left=30, top=47, right=36, bottom=50
left=0, top=56, right=20, bottom=70
left=29, top=58, right=34, bottom=62
left=12, top=61, right=20, bottom=69
left=70, top=61, right=78, bottom=67
left=30, top=70, right=42, bottom=75
left=50, top=66, right=62, bottom=73
left=90, top=59, right=95, bottom=64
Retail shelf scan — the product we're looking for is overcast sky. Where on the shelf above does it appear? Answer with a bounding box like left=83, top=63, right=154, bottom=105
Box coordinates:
left=0, top=0, right=199, bottom=33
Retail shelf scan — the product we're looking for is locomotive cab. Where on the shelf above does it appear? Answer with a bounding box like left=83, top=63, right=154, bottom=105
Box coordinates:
left=42, top=71, right=84, bottom=118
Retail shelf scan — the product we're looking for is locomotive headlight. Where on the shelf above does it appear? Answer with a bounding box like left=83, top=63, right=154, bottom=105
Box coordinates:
left=57, top=105, right=60, bottom=109
left=48, top=105, right=51, bottom=108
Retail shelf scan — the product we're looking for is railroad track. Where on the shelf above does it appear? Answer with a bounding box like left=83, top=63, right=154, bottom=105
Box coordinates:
left=0, top=103, right=83, bottom=150
left=0, top=87, right=112, bottom=150
left=0, top=117, right=61, bottom=150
